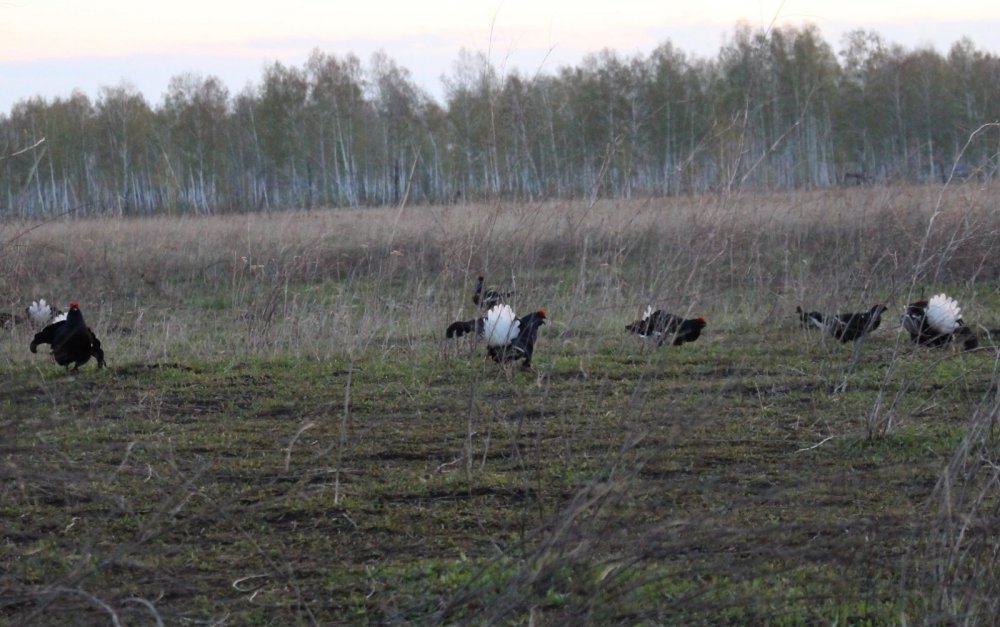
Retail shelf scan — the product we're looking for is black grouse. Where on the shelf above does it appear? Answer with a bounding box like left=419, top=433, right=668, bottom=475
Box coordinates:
left=625, top=307, right=706, bottom=346
left=447, top=303, right=546, bottom=368
left=820, top=304, right=887, bottom=342
left=901, top=294, right=977, bottom=350
left=30, top=301, right=106, bottom=373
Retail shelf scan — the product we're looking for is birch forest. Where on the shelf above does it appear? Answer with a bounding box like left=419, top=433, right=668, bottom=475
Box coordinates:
left=2, top=24, right=999, bottom=216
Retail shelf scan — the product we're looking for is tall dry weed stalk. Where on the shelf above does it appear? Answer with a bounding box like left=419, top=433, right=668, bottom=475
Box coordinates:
left=903, top=363, right=1000, bottom=623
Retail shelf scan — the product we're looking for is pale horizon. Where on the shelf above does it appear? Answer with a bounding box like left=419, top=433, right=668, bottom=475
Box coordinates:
left=2, top=0, right=1000, bottom=113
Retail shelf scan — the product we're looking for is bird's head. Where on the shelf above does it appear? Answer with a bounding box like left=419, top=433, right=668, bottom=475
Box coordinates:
left=536, top=309, right=547, bottom=320
left=477, top=276, right=484, bottom=282
left=69, top=300, right=80, bottom=310
left=694, top=316, right=707, bottom=327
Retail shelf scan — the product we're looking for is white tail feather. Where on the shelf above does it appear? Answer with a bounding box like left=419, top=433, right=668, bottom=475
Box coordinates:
left=925, top=293, right=962, bottom=334
left=482, top=304, right=520, bottom=347
left=28, top=299, right=53, bottom=325
left=641, top=305, right=653, bottom=321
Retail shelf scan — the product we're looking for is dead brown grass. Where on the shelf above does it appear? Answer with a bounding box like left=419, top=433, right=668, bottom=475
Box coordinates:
left=2, top=185, right=998, bottom=367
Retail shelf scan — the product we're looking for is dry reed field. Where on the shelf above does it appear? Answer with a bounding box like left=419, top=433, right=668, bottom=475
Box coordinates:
left=2, top=186, right=1000, bottom=624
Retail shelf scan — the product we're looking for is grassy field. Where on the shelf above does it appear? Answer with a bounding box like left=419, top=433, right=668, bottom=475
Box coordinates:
left=2, top=187, right=1000, bottom=624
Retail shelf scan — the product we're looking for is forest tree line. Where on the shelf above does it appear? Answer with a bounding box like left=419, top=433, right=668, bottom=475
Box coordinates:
left=2, top=24, right=999, bottom=216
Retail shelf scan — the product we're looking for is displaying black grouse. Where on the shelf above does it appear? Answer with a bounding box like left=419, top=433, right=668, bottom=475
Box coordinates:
left=447, top=303, right=546, bottom=368
left=625, top=307, right=706, bottom=346
left=30, top=301, right=105, bottom=373
left=901, top=294, right=977, bottom=350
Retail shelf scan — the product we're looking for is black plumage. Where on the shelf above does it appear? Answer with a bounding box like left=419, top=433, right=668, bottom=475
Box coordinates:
left=901, top=299, right=940, bottom=345
left=30, top=301, right=105, bottom=373
left=493, top=310, right=546, bottom=368
left=625, top=309, right=707, bottom=346
left=445, top=318, right=480, bottom=338
left=823, top=304, right=887, bottom=342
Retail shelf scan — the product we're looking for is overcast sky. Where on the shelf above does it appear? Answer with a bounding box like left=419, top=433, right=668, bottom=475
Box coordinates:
left=2, top=0, right=1000, bottom=114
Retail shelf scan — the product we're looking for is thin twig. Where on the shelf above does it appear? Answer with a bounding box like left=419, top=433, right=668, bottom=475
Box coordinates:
left=796, top=435, right=836, bottom=453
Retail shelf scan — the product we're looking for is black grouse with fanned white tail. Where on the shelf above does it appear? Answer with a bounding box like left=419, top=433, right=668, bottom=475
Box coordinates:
left=625, top=307, right=706, bottom=346
left=901, top=293, right=977, bottom=350
left=29, top=301, right=105, bottom=373
left=447, top=303, right=546, bottom=368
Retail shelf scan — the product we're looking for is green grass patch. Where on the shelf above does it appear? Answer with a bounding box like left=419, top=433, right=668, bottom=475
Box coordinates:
left=2, top=334, right=995, bottom=623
